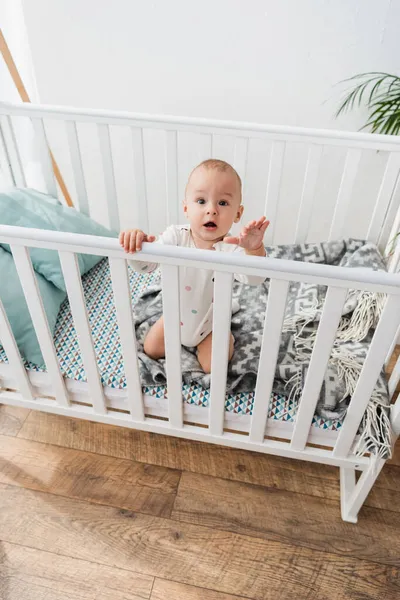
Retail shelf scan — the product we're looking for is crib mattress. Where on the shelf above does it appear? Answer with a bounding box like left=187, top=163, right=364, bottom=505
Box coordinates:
left=0, top=258, right=342, bottom=433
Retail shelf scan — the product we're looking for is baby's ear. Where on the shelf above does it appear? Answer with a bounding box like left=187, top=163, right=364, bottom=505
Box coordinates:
left=234, top=205, right=244, bottom=223
left=183, top=202, right=188, bottom=217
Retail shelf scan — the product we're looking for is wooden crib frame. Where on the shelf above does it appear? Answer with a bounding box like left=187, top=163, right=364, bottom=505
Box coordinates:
left=1, top=101, right=400, bottom=523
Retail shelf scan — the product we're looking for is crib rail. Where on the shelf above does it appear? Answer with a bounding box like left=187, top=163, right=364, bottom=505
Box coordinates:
left=2, top=101, right=400, bottom=259
left=1, top=225, right=400, bottom=469
left=3, top=101, right=400, bottom=147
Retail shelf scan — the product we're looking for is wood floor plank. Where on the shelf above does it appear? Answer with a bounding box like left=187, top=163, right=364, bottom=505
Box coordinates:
left=365, top=485, right=400, bottom=513
left=0, top=483, right=399, bottom=600
left=18, top=411, right=400, bottom=508
left=0, top=540, right=153, bottom=600
left=151, top=579, right=250, bottom=600
left=17, top=411, right=341, bottom=497
left=367, top=461, right=400, bottom=512
left=172, top=472, right=400, bottom=567
left=0, top=434, right=180, bottom=518
left=0, top=405, right=30, bottom=436
left=388, top=439, right=400, bottom=467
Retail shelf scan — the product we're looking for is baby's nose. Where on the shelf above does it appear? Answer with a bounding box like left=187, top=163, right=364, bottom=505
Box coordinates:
left=207, top=206, right=218, bottom=214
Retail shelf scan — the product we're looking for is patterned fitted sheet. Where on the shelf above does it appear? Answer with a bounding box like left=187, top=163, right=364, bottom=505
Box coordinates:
left=0, top=258, right=342, bottom=432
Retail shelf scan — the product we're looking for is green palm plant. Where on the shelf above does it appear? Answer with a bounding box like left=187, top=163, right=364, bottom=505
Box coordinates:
left=335, top=72, right=400, bottom=261
left=335, top=72, right=400, bottom=135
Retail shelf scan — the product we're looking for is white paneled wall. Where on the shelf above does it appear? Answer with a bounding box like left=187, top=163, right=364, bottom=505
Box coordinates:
left=1, top=0, right=398, bottom=239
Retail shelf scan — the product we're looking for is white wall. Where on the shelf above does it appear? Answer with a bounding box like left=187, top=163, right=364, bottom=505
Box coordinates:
left=0, top=0, right=46, bottom=190
left=4, top=0, right=400, bottom=243
left=21, top=0, right=400, bottom=128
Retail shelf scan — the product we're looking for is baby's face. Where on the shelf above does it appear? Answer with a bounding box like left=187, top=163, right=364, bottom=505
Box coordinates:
left=184, top=167, right=243, bottom=247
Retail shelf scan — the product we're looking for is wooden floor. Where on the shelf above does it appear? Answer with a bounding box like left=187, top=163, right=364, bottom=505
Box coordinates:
left=0, top=405, right=399, bottom=600
left=1, top=343, right=400, bottom=599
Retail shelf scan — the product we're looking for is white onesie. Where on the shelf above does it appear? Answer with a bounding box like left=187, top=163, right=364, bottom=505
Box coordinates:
left=129, top=225, right=265, bottom=347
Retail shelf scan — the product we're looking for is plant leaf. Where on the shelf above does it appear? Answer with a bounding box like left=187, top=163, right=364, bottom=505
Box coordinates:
left=335, top=72, right=400, bottom=135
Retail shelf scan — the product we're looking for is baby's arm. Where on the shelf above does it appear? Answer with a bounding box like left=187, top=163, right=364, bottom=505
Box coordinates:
left=119, top=229, right=156, bottom=253
left=224, top=217, right=269, bottom=285
left=224, top=217, right=269, bottom=256
left=119, top=229, right=159, bottom=273
left=119, top=225, right=179, bottom=273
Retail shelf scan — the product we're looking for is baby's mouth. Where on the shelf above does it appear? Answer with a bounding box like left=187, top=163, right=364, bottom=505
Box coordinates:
left=203, top=221, right=217, bottom=230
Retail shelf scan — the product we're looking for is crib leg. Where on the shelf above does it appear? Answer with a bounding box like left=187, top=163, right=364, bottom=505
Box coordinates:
left=340, top=467, right=358, bottom=523
left=340, top=460, right=385, bottom=523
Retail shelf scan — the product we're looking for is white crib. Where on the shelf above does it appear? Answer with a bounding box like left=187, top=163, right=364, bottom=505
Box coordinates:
left=1, top=101, right=400, bottom=523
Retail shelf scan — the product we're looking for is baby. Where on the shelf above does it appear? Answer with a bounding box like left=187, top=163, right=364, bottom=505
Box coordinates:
left=119, top=159, right=269, bottom=373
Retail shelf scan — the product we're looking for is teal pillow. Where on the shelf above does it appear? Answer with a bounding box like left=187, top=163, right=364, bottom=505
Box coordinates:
left=0, top=188, right=117, bottom=292
left=0, top=245, right=66, bottom=365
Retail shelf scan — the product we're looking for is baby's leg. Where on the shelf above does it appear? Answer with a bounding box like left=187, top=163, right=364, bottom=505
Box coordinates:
left=197, top=332, right=234, bottom=374
left=143, top=316, right=165, bottom=359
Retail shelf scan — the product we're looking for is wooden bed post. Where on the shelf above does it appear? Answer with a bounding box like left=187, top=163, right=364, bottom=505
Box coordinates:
left=0, top=28, right=74, bottom=207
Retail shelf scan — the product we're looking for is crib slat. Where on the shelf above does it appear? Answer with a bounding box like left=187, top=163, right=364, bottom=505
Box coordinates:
left=59, top=251, right=107, bottom=415
left=31, top=117, right=58, bottom=198
left=290, top=286, right=348, bottom=451
left=131, top=127, right=149, bottom=232
left=66, top=121, right=89, bottom=216
left=334, top=294, right=400, bottom=458
left=367, top=153, right=400, bottom=245
left=388, top=236, right=400, bottom=274
left=295, top=145, right=323, bottom=243
left=0, top=296, right=35, bottom=400
left=11, top=245, right=69, bottom=407
left=209, top=271, right=233, bottom=437
left=0, top=118, right=16, bottom=185
left=97, top=124, right=120, bottom=231
left=164, top=130, right=179, bottom=225
left=250, top=279, right=289, bottom=443
left=329, top=149, right=361, bottom=241
left=384, top=179, right=400, bottom=272
left=161, top=264, right=183, bottom=428
left=210, top=134, right=215, bottom=158
left=378, top=176, right=400, bottom=250
left=109, top=258, right=144, bottom=421
left=233, top=137, right=249, bottom=185
left=2, top=116, right=26, bottom=187
left=264, top=141, right=285, bottom=244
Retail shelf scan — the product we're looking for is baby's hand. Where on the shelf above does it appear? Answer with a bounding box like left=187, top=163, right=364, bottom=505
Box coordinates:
left=224, top=217, right=269, bottom=252
left=119, top=229, right=156, bottom=253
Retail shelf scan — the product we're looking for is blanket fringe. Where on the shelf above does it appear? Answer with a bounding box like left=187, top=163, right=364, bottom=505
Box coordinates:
left=330, top=347, right=362, bottom=403
left=284, top=371, right=302, bottom=402
left=331, top=347, right=393, bottom=460
left=353, top=399, right=393, bottom=462
left=282, top=298, right=320, bottom=362
left=282, top=298, right=320, bottom=335
left=337, top=290, right=386, bottom=343
left=282, top=289, right=392, bottom=460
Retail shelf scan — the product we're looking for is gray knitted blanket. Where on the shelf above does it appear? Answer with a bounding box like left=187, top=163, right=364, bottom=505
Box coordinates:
left=133, top=239, right=392, bottom=457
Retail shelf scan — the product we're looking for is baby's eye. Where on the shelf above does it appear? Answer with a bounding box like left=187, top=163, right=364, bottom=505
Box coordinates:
left=196, top=198, right=205, bottom=204
left=219, top=200, right=229, bottom=206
